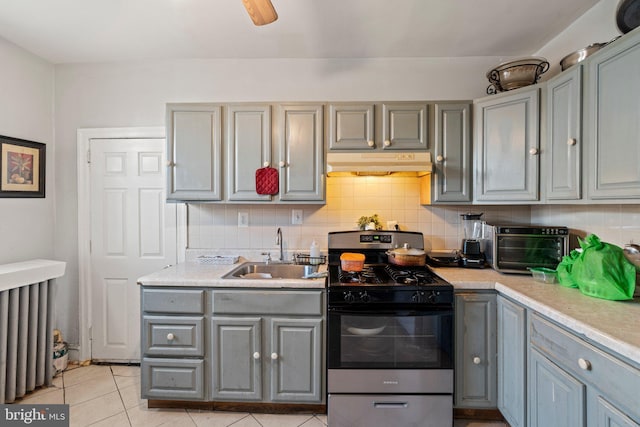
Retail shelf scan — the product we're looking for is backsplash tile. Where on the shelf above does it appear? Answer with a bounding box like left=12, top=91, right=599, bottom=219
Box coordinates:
left=187, top=176, right=530, bottom=254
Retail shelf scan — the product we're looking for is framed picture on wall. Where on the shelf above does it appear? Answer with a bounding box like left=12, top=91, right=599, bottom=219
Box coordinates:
left=0, top=135, right=46, bottom=198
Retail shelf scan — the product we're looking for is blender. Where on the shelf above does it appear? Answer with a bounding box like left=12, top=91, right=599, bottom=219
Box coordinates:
left=460, top=213, right=487, bottom=268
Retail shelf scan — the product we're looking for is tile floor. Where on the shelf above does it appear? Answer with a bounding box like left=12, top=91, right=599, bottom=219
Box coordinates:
left=13, top=364, right=508, bottom=427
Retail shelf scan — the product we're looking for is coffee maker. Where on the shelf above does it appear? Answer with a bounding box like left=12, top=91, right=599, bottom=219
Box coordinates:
left=460, top=213, right=487, bottom=268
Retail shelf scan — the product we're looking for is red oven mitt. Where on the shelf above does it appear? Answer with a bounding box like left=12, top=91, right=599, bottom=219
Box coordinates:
left=255, top=166, right=279, bottom=195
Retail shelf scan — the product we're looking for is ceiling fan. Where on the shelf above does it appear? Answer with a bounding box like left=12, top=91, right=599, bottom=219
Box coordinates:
left=242, top=0, right=278, bottom=26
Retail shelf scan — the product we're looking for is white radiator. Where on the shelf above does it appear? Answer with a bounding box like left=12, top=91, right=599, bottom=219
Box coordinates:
left=0, top=259, right=66, bottom=403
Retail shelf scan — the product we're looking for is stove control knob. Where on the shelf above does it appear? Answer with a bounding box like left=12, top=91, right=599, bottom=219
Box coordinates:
left=343, top=291, right=356, bottom=303
left=359, top=291, right=371, bottom=303
left=412, top=291, right=426, bottom=303
left=426, top=291, right=438, bottom=303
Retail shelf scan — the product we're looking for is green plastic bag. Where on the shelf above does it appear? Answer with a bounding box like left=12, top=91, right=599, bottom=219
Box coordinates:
left=570, top=234, right=636, bottom=301
left=556, top=249, right=580, bottom=288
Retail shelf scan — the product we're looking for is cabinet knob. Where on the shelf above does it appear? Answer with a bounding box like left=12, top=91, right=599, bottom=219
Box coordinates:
left=263, top=161, right=270, bottom=167
left=367, top=140, right=375, bottom=148
left=383, top=140, right=391, bottom=147
left=567, top=138, right=577, bottom=146
left=472, top=356, right=481, bottom=365
left=578, top=358, right=591, bottom=370
left=166, top=333, right=175, bottom=341
left=279, top=161, right=286, bottom=168
left=529, top=148, right=539, bottom=155
left=253, top=352, right=260, bottom=360
left=166, top=161, right=175, bottom=167
left=436, top=155, right=444, bottom=163
left=271, top=352, right=279, bottom=360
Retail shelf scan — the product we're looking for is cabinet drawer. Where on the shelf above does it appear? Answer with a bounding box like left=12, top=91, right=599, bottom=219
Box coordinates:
left=141, top=358, right=205, bottom=401
left=211, top=290, right=324, bottom=315
left=142, top=288, right=205, bottom=314
left=143, top=316, right=204, bottom=357
left=529, top=313, right=640, bottom=419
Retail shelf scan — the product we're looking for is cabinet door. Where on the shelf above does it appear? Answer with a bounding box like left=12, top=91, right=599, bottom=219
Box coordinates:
left=381, top=103, right=428, bottom=150
left=590, top=393, right=640, bottom=427
left=328, top=103, right=375, bottom=150
left=166, top=104, right=222, bottom=201
left=529, top=348, right=586, bottom=427
left=497, top=296, right=527, bottom=427
left=277, top=104, right=325, bottom=201
left=474, top=88, right=540, bottom=201
left=432, top=103, right=472, bottom=202
left=211, top=317, right=262, bottom=401
left=585, top=35, right=640, bottom=199
left=546, top=66, right=582, bottom=200
left=454, top=292, right=497, bottom=408
left=226, top=105, right=272, bottom=201
left=268, top=318, right=323, bottom=403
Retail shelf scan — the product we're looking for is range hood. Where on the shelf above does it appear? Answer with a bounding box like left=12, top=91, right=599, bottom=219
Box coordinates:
left=326, top=151, right=433, bottom=176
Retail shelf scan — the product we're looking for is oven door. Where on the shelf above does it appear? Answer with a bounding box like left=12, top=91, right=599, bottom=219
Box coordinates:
left=327, top=306, right=453, bottom=370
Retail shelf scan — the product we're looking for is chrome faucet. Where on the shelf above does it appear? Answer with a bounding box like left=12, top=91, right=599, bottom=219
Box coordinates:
left=276, top=227, right=284, bottom=262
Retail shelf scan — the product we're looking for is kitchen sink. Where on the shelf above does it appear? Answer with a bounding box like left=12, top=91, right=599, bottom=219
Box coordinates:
left=222, top=262, right=318, bottom=280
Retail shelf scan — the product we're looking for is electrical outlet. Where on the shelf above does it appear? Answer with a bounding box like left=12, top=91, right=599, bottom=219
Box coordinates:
left=291, top=209, right=303, bottom=225
left=238, top=212, right=249, bottom=228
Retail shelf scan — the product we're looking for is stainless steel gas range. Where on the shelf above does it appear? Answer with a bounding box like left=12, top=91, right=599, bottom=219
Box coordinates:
left=326, top=230, right=454, bottom=427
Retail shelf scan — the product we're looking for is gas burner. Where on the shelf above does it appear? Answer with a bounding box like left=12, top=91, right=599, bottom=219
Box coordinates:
left=384, top=265, right=437, bottom=285
left=339, top=266, right=384, bottom=284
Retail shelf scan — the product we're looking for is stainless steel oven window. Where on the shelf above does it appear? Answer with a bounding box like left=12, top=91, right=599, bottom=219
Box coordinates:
left=327, top=309, right=454, bottom=370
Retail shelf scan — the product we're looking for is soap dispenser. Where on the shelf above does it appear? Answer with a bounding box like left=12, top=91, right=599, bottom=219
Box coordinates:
left=310, top=240, right=320, bottom=263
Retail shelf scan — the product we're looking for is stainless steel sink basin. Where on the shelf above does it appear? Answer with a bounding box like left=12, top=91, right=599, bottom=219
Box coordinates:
left=222, top=262, right=317, bottom=279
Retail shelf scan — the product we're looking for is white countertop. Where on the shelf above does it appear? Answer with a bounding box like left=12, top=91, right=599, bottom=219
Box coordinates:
left=138, top=260, right=640, bottom=366
left=137, top=258, right=326, bottom=289
left=433, top=267, right=640, bottom=367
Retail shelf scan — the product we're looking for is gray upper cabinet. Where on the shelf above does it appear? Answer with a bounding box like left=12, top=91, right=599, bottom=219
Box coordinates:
left=497, top=296, right=527, bottom=427
left=226, top=104, right=272, bottom=202
left=328, top=103, right=375, bottom=150
left=455, top=292, right=497, bottom=409
left=166, top=103, right=223, bottom=201
left=328, top=102, right=428, bottom=151
left=545, top=66, right=582, bottom=200
left=585, top=33, right=640, bottom=200
left=474, top=88, right=540, bottom=202
left=381, top=103, right=429, bottom=150
left=277, top=104, right=325, bottom=201
left=430, top=103, right=472, bottom=203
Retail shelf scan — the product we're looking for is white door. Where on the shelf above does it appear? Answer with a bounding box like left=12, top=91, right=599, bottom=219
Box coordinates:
left=89, top=138, right=176, bottom=362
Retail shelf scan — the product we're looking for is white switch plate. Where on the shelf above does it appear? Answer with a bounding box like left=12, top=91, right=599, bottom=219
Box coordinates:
left=291, top=209, right=303, bottom=225
left=238, top=212, right=249, bottom=227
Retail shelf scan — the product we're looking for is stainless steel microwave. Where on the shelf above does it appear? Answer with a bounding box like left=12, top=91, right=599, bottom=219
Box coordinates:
left=484, top=225, right=570, bottom=274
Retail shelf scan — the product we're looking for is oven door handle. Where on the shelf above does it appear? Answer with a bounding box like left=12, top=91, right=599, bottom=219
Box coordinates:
left=328, top=307, right=453, bottom=316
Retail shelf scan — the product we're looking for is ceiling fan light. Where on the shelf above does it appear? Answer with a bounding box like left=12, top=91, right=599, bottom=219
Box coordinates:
left=242, top=0, right=278, bottom=26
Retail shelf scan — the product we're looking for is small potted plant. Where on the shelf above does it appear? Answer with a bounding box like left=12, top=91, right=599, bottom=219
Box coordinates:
left=357, top=214, right=382, bottom=230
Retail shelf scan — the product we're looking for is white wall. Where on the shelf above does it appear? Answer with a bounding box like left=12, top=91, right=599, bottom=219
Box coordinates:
left=0, top=37, right=55, bottom=264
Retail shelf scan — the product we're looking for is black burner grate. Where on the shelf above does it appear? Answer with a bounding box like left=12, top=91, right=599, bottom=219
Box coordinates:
left=384, top=265, right=437, bottom=285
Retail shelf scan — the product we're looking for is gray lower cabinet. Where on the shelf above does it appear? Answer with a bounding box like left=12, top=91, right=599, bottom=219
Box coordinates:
left=210, top=289, right=324, bottom=404
left=545, top=65, right=582, bottom=200
left=454, top=292, right=497, bottom=408
left=428, top=103, right=472, bottom=203
left=585, top=32, right=640, bottom=200
left=474, top=87, right=540, bottom=202
left=528, top=313, right=640, bottom=427
left=141, top=287, right=207, bottom=400
left=166, top=103, right=223, bottom=201
left=141, top=286, right=324, bottom=405
left=328, top=102, right=428, bottom=151
left=497, top=295, right=526, bottom=427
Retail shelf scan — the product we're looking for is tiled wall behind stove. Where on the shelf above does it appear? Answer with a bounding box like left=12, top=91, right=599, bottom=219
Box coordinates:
left=187, top=176, right=531, bottom=252
left=531, top=205, right=640, bottom=247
